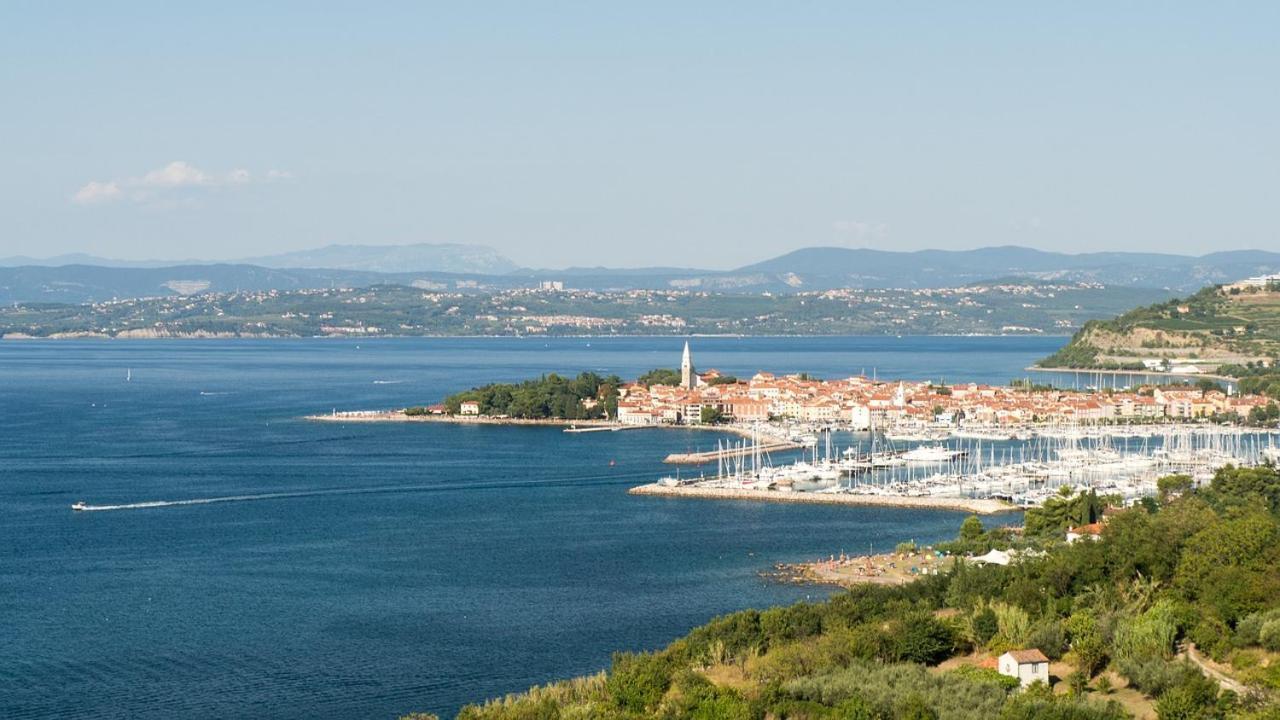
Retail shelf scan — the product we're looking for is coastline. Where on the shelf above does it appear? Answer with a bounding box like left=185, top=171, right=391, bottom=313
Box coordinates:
left=768, top=549, right=958, bottom=588
left=303, top=411, right=775, bottom=440
left=2, top=332, right=1074, bottom=341
left=627, top=483, right=1017, bottom=515
left=1026, top=365, right=1239, bottom=383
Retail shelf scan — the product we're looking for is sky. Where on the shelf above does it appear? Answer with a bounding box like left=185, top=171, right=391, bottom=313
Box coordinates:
left=1, top=2, right=1277, bottom=270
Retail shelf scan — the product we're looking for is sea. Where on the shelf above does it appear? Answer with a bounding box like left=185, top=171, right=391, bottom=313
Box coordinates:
left=0, top=336, right=1061, bottom=719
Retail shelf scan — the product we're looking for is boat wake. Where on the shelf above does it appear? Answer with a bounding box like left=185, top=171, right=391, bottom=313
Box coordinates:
left=70, top=470, right=656, bottom=512
left=372, top=380, right=404, bottom=385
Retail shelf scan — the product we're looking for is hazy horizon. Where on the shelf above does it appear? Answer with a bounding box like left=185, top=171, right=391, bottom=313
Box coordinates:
left=3, top=3, right=1277, bottom=269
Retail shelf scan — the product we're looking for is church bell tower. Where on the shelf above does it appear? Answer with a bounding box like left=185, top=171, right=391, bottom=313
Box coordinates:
left=681, top=341, right=696, bottom=389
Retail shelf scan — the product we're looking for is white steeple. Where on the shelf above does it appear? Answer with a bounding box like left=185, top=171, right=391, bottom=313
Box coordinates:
left=681, top=341, right=696, bottom=389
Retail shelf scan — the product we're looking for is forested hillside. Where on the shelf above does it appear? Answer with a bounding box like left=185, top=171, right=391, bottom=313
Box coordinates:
left=1040, top=285, right=1280, bottom=374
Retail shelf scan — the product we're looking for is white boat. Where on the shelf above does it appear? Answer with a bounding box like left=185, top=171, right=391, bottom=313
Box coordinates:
left=71, top=501, right=88, bottom=512
left=902, top=445, right=967, bottom=464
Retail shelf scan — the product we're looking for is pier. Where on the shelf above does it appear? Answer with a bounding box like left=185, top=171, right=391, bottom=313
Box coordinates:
left=628, top=483, right=1017, bottom=514
left=664, top=440, right=805, bottom=464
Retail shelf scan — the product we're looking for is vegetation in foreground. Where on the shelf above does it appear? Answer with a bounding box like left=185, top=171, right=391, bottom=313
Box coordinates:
left=404, top=464, right=1280, bottom=720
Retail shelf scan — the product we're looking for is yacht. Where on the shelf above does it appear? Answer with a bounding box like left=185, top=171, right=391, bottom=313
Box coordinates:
left=71, top=501, right=88, bottom=512
left=902, top=445, right=967, bottom=464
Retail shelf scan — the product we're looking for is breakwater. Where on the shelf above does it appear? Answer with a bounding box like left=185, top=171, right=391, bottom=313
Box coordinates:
left=664, top=440, right=804, bottom=464
left=628, top=483, right=1017, bottom=515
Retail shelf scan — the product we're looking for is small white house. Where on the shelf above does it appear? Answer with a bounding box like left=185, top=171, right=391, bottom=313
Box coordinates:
left=459, top=401, right=481, bottom=416
left=999, top=649, right=1050, bottom=687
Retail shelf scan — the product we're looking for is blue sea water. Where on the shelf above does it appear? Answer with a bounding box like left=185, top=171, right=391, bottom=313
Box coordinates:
left=0, top=336, right=1057, bottom=719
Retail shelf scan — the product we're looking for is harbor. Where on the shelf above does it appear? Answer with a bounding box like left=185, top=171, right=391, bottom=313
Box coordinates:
left=638, top=422, right=1280, bottom=510
left=628, top=482, right=1017, bottom=514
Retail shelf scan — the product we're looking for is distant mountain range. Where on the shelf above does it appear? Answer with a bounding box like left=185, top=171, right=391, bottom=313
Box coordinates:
left=0, top=242, right=517, bottom=275
left=1, top=244, right=1278, bottom=304
left=735, top=246, right=1280, bottom=290
left=237, top=243, right=518, bottom=274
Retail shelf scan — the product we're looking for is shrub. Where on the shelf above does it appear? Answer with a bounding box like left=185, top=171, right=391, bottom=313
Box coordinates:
left=949, top=664, right=1020, bottom=692
left=1117, top=658, right=1202, bottom=698
left=991, top=602, right=1032, bottom=651
left=1260, top=619, right=1280, bottom=653
left=885, top=614, right=956, bottom=665
left=1114, top=600, right=1180, bottom=665
left=895, top=693, right=939, bottom=720
left=970, top=607, right=999, bottom=647
left=606, top=651, right=676, bottom=713
left=1152, top=671, right=1219, bottom=720
left=1027, top=619, right=1068, bottom=661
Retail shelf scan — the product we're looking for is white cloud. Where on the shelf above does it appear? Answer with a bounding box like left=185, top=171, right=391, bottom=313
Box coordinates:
left=139, top=161, right=211, bottom=188
left=72, top=180, right=122, bottom=205
left=72, top=161, right=293, bottom=206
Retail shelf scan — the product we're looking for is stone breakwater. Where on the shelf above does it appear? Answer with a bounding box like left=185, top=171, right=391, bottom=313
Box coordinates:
left=627, top=483, right=1017, bottom=515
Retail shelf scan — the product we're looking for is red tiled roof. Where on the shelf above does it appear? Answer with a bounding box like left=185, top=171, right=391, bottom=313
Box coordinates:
left=1006, top=649, right=1049, bottom=664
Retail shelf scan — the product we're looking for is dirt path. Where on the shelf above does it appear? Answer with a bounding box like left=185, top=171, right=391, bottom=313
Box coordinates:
left=1182, top=643, right=1248, bottom=695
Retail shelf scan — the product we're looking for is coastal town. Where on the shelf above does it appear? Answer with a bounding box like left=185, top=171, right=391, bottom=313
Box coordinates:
left=316, top=341, right=1280, bottom=516
left=603, top=343, right=1275, bottom=430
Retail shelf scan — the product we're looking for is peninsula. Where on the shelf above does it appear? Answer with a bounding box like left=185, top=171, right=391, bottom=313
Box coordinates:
left=1035, top=277, right=1280, bottom=385
left=315, top=342, right=1279, bottom=515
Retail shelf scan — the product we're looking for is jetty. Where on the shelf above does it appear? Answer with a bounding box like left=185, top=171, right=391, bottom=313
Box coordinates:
left=628, top=483, right=1017, bottom=515
left=664, top=439, right=804, bottom=464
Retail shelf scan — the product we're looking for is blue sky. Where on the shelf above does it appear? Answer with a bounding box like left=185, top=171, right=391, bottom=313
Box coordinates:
left=1, top=2, right=1276, bottom=268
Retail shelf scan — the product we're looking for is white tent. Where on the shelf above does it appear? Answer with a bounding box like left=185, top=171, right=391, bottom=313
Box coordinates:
left=972, top=549, right=1011, bottom=566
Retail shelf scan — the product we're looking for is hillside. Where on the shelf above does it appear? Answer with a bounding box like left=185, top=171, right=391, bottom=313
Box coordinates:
left=735, top=247, right=1280, bottom=293
left=239, top=242, right=519, bottom=274
left=1038, top=283, right=1280, bottom=373
left=410, top=465, right=1280, bottom=720
left=2, top=245, right=1277, bottom=304
left=0, top=282, right=1171, bottom=339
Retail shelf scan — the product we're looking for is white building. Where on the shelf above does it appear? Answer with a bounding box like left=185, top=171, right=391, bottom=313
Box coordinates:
left=1229, top=273, right=1280, bottom=290
left=998, top=649, right=1050, bottom=687
left=848, top=403, right=872, bottom=430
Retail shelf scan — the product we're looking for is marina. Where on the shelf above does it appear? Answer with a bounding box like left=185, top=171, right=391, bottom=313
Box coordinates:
left=640, top=422, right=1280, bottom=509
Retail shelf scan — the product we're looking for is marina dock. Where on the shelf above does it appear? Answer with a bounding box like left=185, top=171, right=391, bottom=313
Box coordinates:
left=664, top=440, right=805, bottom=464
left=628, top=483, right=1017, bottom=514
